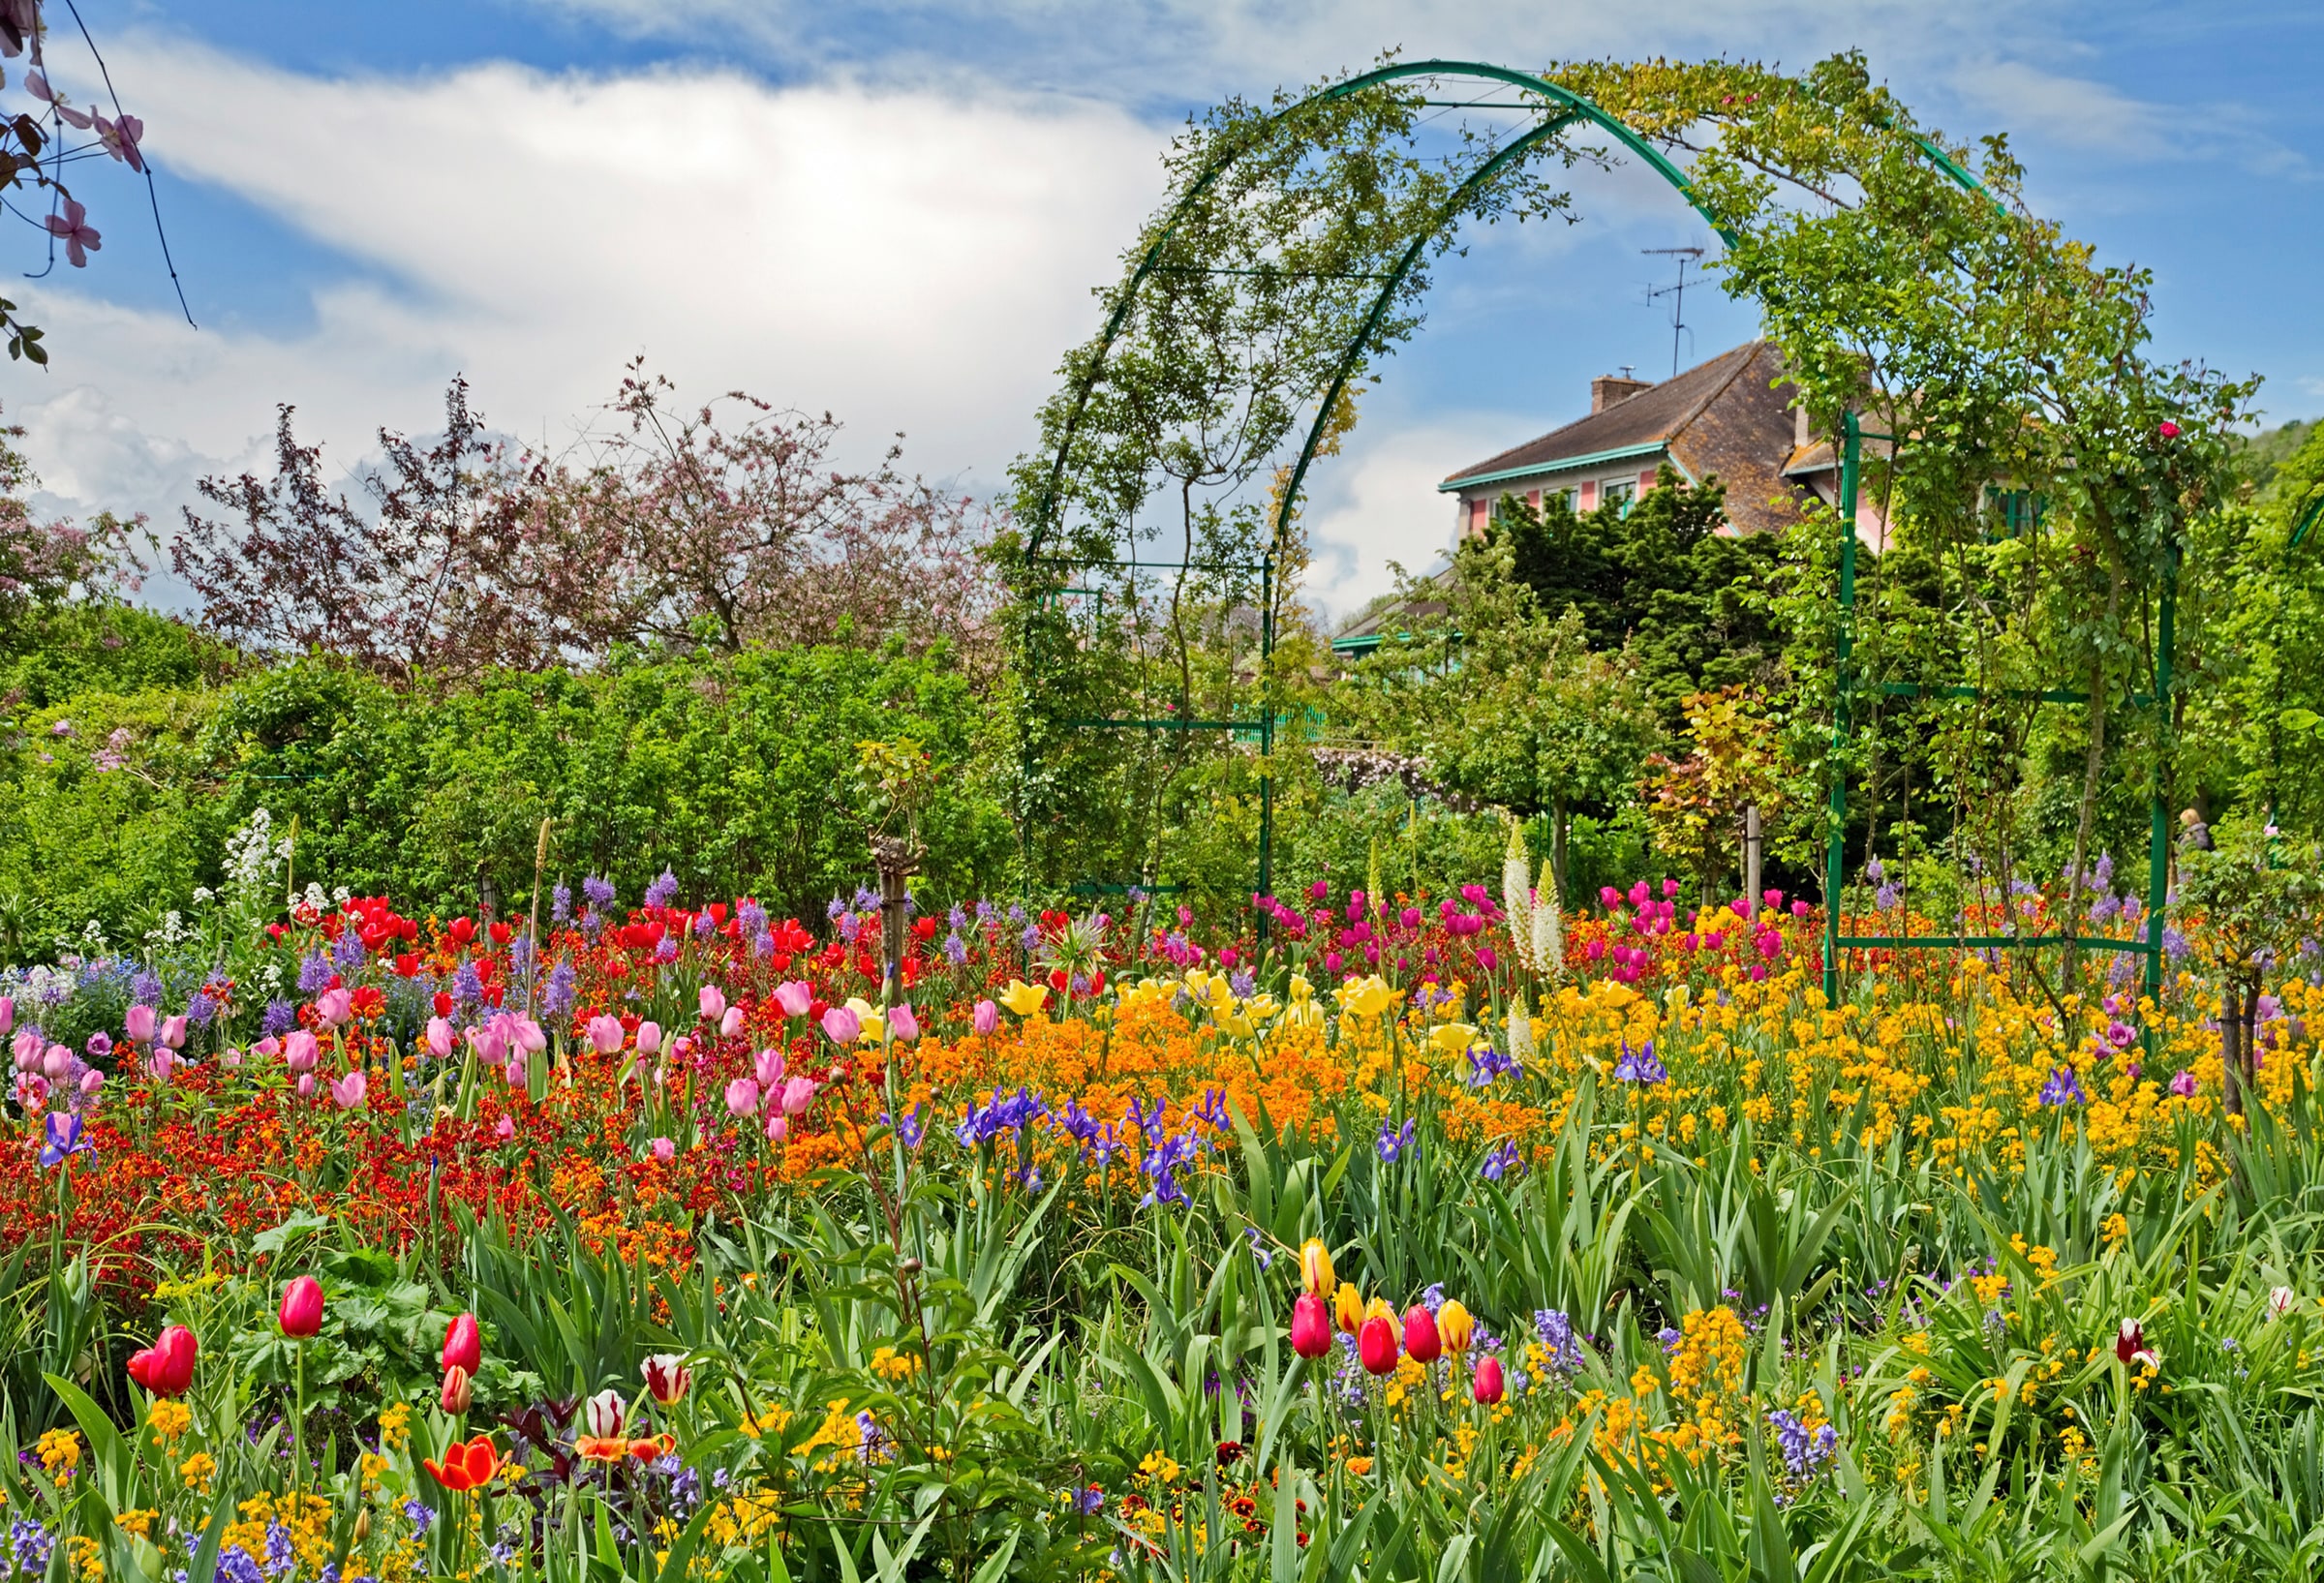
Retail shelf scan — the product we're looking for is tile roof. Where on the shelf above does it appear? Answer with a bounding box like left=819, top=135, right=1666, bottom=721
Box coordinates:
left=1442, top=342, right=1768, bottom=487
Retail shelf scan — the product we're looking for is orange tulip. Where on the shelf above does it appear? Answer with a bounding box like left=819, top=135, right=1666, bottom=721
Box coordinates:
left=421, top=1433, right=502, bottom=1493
left=575, top=1435, right=632, bottom=1463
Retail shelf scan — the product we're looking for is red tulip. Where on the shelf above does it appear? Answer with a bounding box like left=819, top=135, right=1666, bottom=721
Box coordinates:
left=488, top=921, right=512, bottom=946
left=1290, top=1293, right=1333, bottom=1359
left=1472, top=1355, right=1505, bottom=1405
left=2116, top=1317, right=2158, bottom=1369
left=1359, top=1314, right=1401, bottom=1376
left=1402, top=1304, right=1442, bottom=1364
left=449, top=917, right=476, bottom=946
left=642, top=1353, right=693, bottom=1405
left=127, top=1324, right=198, bottom=1397
left=443, top=1312, right=481, bottom=1377
left=278, top=1276, right=324, bottom=1339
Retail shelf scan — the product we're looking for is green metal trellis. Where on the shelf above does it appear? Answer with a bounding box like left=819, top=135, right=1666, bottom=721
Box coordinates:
left=1023, top=57, right=2109, bottom=985
left=1817, top=410, right=2179, bottom=1008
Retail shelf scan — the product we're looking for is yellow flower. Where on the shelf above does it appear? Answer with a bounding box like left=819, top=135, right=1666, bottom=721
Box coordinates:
left=178, top=1453, right=217, bottom=1493
left=842, top=997, right=887, bottom=1044
left=379, top=1401, right=413, bottom=1451
left=1288, top=974, right=1314, bottom=1003
left=998, top=981, right=1050, bottom=1017
left=1300, top=1238, right=1335, bottom=1298
left=1334, top=1280, right=1365, bottom=1334
left=1437, top=1300, right=1475, bottom=1355
left=146, top=1400, right=192, bottom=1442
left=1428, top=1022, right=1480, bottom=1054
left=1138, top=1449, right=1181, bottom=1484
left=1335, top=976, right=1399, bottom=1019
left=35, top=1429, right=80, bottom=1475
left=870, top=1346, right=921, bottom=1383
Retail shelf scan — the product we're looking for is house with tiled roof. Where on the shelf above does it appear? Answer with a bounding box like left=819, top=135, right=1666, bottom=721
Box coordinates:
left=1331, top=340, right=1882, bottom=658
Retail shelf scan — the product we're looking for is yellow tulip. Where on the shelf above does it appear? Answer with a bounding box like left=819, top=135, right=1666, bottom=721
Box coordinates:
left=1244, top=994, right=1280, bottom=1023
left=1363, top=1295, right=1395, bottom=1324
left=1428, top=1022, right=1480, bottom=1054
left=1437, top=1299, right=1474, bottom=1355
left=843, top=998, right=886, bottom=1045
left=1300, top=1238, right=1335, bottom=1298
left=1339, top=976, right=1398, bottom=1019
left=1334, top=1280, right=1365, bottom=1335
left=998, top=981, right=1049, bottom=1017
left=1288, top=973, right=1313, bottom=1003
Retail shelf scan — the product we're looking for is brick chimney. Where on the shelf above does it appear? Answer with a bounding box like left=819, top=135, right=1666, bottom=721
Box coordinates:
left=1591, top=373, right=1653, bottom=413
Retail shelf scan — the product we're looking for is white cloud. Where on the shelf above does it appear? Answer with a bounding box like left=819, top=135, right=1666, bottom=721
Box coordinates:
left=14, top=40, right=1166, bottom=544
left=1299, top=415, right=1507, bottom=621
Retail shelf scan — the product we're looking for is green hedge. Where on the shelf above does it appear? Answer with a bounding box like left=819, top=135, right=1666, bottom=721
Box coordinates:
left=0, top=629, right=1014, bottom=958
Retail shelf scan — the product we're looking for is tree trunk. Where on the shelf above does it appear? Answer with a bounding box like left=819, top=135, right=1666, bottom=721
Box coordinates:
left=2220, top=985, right=2248, bottom=1117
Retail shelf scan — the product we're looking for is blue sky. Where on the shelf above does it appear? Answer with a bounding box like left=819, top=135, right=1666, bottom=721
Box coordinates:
left=9, top=0, right=2321, bottom=616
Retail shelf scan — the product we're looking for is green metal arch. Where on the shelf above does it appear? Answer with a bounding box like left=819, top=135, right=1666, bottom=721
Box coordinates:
left=1023, top=59, right=1735, bottom=563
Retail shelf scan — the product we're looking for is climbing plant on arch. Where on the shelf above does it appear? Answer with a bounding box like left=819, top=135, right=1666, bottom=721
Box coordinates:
left=1006, top=52, right=2253, bottom=995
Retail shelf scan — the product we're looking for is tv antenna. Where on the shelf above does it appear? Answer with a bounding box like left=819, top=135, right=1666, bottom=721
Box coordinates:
left=1643, top=246, right=1704, bottom=378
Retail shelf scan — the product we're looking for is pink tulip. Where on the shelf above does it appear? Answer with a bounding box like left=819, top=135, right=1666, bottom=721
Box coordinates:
left=494, top=1114, right=515, bottom=1140
left=698, top=986, right=727, bottom=1023
left=125, top=1004, right=156, bottom=1043
left=470, top=1026, right=506, bottom=1064
left=635, top=1020, right=662, bottom=1055
left=149, top=1050, right=175, bottom=1084
left=587, top=1015, right=626, bottom=1054
left=651, top=1136, right=675, bottom=1162
left=764, top=1111, right=788, bottom=1142
left=774, top=981, right=813, bottom=1019
left=719, top=1007, right=744, bottom=1039
left=754, top=1049, right=785, bottom=1089
left=424, top=1018, right=454, bottom=1058
left=79, top=1069, right=104, bottom=1097
left=820, top=1006, right=861, bottom=1046
left=284, top=1031, right=319, bottom=1073
left=780, top=1076, right=818, bottom=1116
left=221, top=1047, right=243, bottom=1070
left=278, top=1276, right=325, bottom=1338
left=328, top=1070, right=367, bottom=1110
left=315, top=988, right=352, bottom=1027
left=972, top=1000, right=999, bottom=1037
left=724, top=1077, right=761, bottom=1117
left=11, top=1029, right=36, bottom=1070
left=160, top=1016, right=187, bottom=1050
left=43, top=1045, right=69, bottom=1079
left=296, top=1074, right=316, bottom=1099
left=510, top=1018, right=547, bottom=1053
left=888, top=1004, right=920, bottom=1042
left=254, top=1036, right=282, bottom=1060
left=0, top=996, right=11, bottom=1034
left=504, top=1052, right=527, bottom=1086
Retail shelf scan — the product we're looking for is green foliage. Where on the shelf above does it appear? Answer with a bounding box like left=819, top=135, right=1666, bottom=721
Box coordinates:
left=0, top=640, right=1012, bottom=959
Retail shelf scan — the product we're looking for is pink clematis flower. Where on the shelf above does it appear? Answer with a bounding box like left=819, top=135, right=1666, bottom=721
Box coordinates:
left=94, top=111, right=143, bottom=171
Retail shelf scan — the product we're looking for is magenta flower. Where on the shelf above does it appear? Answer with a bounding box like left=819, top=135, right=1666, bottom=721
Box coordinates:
left=586, top=1015, right=625, bottom=1054
left=125, top=1004, right=156, bottom=1043
left=779, top=1076, right=818, bottom=1116
left=753, top=1048, right=784, bottom=1088
left=2169, top=1069, right=2198, bottom=1098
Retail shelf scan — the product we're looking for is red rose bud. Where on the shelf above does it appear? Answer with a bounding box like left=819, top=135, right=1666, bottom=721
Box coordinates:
left=278, top=1276, right=324, bottom=1339
left=1290, top=1293, right=1333, bottom=1359
left=1402, top=1305, right=1442, bottom=1364
left=127, top=1324, right=199, bottom=1398
left=1472, top=1355, right=1505, bottom=1405
left=2156, top=419, right=2181, bottom=439
left=440, top=1364, right=474, bottom=1415
left=1359, top=1314, right=1400, bottom=1376
left=442, top=1311, right=481, bottom=1377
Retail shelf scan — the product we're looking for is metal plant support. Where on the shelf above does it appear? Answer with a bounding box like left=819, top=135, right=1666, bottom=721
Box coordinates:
left=1021, top=61, right=1735, bottom=923
left=1817, top=411, right=2179, bottom=1008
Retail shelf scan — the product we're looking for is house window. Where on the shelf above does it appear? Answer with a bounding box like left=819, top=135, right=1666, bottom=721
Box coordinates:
left=1578, top=480, right=1597, bottom=511
left=1468, top=497, right=1489, bottom=533
left=1601, top=478, right=1636, bottom=516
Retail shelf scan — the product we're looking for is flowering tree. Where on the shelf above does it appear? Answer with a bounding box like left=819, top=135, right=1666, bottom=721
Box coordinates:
left=171, top=367, right=1000, bottom=683
left=0, top=414, right=145, bottom=628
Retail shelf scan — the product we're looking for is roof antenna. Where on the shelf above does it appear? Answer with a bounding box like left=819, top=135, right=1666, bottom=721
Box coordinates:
left=1643, top=246, right=1705, bottom=379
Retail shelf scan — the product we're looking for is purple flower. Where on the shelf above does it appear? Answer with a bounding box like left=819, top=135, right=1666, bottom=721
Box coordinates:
left=551, top=882, right=573, bottom=926
left=260, top=999, right=299, bottom=1038
left=297, top=953, right=333, bottom=994
left=1612, top=1041, right=1667, bottom=1085
left=1766, top=1408, right=1837, bottom=1477
left=2038, top=1066, right=2087, bottom=1107
left=644, top=868, right=680, bottom=909
left=39, top=1112, right=91, bottom=1170
left=1482, top=1140, right=1522, bottom=1180
left=583, top=874, right=618, bottom=911
left=1376, top=1117, right=1415, bottom=1163
left=1070, top=1485, right=1104, bottom=1515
